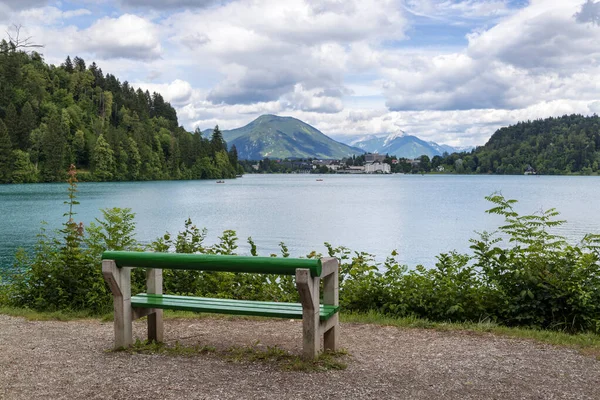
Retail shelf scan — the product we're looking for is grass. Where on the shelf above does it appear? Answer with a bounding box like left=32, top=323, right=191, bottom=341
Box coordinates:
left=119, top=339, right=217, bottom=356
left=116, top=338, right=348, bottom=372
left=0, top=306, right=110, bottom=321
left=226, top=341, right=348, bottom=372
left=2, top=306, right=600, bottom=359
left=342, top=311, right=600, bottom=359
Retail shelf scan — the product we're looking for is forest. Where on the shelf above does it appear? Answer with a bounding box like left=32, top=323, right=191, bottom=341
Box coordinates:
left=0, top=41, right=242, bottom=184
left=434, top=114, right=600, bottom=175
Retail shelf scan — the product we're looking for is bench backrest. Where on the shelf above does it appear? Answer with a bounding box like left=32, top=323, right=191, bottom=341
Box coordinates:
left=101, top=251, right=323, bottom=277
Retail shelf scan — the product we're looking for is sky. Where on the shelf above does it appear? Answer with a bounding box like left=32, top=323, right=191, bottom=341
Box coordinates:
left=0, top=0, right=599, bottom=147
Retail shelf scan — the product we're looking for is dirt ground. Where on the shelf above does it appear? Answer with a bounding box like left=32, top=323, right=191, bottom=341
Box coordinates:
left=1, top=314, right=599, bottom=399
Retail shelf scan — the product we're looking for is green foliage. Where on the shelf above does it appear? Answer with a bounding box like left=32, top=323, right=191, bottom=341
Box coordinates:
left=0, top=48, right=240, bottom=183
left=468, top=194, right=600, bottom=332
left=0, top=119, right=13, bottom=183
left=11, top=149, right=38, bottom=183
left=91, top=134, right=115, bottom=181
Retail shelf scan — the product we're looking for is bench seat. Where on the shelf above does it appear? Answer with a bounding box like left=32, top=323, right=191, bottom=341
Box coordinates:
left=132, top=293, right=339, bottom=320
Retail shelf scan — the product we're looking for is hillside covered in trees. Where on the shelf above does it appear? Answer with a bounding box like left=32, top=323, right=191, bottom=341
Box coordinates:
left=0, top=41, right=241, bottom=183
left=433, top=114, right=600, bottom=175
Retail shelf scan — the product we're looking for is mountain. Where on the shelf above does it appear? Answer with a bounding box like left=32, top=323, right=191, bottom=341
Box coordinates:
left=205, top=115, right=364, bottom=160
left=347, top=131, right=468, bottom=159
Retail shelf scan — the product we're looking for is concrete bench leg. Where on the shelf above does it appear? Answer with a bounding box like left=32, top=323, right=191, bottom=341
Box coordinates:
left=102, top=260, right=133, bottom=349
left=322, top=259, right=339, bottom=351
left=296, top=268, right=320, bottom=360
left=146, top=268, right=163, bottom=343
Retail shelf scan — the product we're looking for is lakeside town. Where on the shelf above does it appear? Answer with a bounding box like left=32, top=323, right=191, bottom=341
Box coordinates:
left=242, top=153, right=431, bottom=174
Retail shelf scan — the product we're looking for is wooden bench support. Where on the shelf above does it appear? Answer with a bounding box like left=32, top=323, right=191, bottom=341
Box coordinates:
left=146, top=268, right=163, bottom=343
left=322, top=258, right=339, bottom=352
left=296, top=258, right=340, bottom=359
left=296, top=268, right=320, bottom=359
left=102, top=260, right=133, bottom=349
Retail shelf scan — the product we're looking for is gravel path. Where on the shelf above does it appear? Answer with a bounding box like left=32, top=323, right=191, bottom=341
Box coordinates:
left=1, top=314, right=599, bottom=399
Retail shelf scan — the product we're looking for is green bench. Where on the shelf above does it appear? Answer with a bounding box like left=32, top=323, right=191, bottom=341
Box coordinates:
left=101, top=251, right=340, bottom=359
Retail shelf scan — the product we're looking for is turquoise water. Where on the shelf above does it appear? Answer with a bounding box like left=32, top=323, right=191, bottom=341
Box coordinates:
left=1, top=174, right=599, bottom=270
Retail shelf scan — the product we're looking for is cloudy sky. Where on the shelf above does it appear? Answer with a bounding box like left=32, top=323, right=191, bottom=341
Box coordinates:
left=1, top=0, right=599, bottom=146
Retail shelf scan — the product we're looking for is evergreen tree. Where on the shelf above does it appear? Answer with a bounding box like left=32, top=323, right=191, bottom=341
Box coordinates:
left=92, top=134, right=115, bottom=181
left=40, top=111, right=66, bottom=182
left=73, top=56, right=86, bottom=72
left=211, top=125, right=226, bottom=154
left=4, top=103, right=18, bottom=146
left=0, top=120, right=13, bottom=183
left=62, top=56, right=74, bottom=73
left=125, top=137, right=141, bottom=180
left=18, top=102, right=35, bottom=150
left=228, top=144, right=238, bottom=166
left=73, top=130, right=86, bottom=166
left=11, top=149, right=37, bottom=183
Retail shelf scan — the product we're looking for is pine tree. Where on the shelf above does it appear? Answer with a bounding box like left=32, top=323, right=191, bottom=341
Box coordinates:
left=0, top=120, right=13, bottom=183
left=73, top=56, right=86, bottom=72
left=228, top=144, right=238, bottom=166
left=4, top=103, right=18, bottom=146
left=125, top=137, right=141, bottom=180
left=92, top=134, right=115, bottom=181
left=18, top=102, right=36, bottom=150
left=62, top=56, right=74, bottom=73
left=11, top=150, right=37, bottom=183
left=41, top=111, right=66, bottom=182
left=211, top=125, right=226, bottom=155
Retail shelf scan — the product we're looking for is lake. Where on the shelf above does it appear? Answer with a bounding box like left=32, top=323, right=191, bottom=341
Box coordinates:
left=1, top=174, right=599, bottom=271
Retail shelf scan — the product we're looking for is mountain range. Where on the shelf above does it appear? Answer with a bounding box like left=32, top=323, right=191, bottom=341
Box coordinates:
left=345, top=132, right=471, bottom=159
left=204, top=115, right=467, bottom=160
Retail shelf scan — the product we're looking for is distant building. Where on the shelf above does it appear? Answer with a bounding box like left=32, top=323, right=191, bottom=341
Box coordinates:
left=365, top=162, right=391, bottom=174
left=365, top=153, right=386, bottom=163
left=338, top=166, right=365, bottom=174
left=312, top=159, right=341, bottom=171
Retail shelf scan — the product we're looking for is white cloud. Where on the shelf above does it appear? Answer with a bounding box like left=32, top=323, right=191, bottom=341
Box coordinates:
left=81, top=14, right=162, bottom=60
left=380, top=0, right=600, bottom=117
left=133, top=79, right=194, bottom=105
left=163, top=0, right=405, bottom=107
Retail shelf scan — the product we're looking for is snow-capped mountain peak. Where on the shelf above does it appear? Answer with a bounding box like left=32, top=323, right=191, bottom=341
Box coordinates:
left=349, top=134, right=381, bottom=146
left=383, top=130, right=406, bottom=146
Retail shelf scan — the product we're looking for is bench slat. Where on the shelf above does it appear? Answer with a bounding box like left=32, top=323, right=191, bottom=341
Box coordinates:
left=102, top=251, right=322, bottom=277
left=132, top=294, right=339, bottom=321
left=135, top=293, right=309, bottom=309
